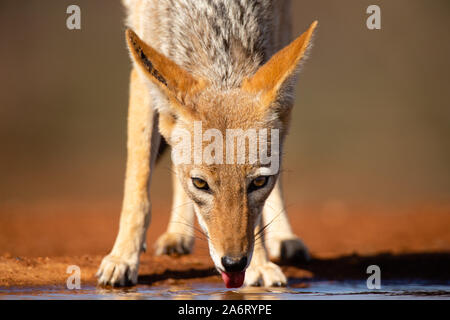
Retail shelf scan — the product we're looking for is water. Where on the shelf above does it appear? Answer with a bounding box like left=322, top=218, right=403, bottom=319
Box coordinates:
left=1, top=280, right=449, bottom=300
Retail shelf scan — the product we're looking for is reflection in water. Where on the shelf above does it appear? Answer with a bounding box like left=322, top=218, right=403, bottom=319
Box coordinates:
left=93, top=285, right=292, bottom=300
left=223, top=287, right=295, bottom=300
left=0, top=280, right=449, bottom=300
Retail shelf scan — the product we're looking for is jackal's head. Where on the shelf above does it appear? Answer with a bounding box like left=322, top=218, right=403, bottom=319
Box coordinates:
left=126, top=22, right=317, bottom=287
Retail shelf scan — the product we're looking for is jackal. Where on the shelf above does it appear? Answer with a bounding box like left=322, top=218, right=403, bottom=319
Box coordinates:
left=97, top=0, right=317, bottom=288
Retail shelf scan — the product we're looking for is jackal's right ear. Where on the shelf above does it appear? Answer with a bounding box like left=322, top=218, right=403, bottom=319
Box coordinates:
left=126, top=29, right=205, bottom=118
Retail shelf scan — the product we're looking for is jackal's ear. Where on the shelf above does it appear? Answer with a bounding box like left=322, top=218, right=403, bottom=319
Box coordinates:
left=242, top=21, right=317, bottom=106
left=126, top=29, right=204, bottom=116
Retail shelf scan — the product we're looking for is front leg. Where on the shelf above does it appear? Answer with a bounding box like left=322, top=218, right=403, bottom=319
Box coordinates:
left=244, top=218, right=287, bottom=287
left=263, top=179, right=310, bottom=264
left=97, top=69, right=161, bottom=286
left=155, top=167, right=195, bottom=255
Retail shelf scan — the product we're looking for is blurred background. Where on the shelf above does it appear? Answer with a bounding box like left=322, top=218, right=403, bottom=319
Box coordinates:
left=0, top=0, right=449, bottom=257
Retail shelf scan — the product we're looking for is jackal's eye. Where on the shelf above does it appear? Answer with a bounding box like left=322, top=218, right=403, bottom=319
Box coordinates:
left=248, top=176, right=269, bottom=192
left=192, top=178, right=209, bottom=190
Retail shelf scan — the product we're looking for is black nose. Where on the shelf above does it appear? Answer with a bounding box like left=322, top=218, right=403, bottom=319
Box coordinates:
left=221, top=255, right=248, bottom=272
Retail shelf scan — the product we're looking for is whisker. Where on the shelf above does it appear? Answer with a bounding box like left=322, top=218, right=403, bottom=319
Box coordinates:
left=161, top=231, right=209, bottom=244
left=254, top=205, right=285, bottom=242
left=169, top=200, right=193, bottom=212
left=255, top=210, right=282, bottom=239
left=167, top=221, right=210, bottom=242
left=163, top=165, right=181, bottom=178
left=168, top=214, right=210, bottom=241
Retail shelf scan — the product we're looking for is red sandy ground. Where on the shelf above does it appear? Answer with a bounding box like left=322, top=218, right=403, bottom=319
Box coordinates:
left=0, top=202, right=449, bottom=287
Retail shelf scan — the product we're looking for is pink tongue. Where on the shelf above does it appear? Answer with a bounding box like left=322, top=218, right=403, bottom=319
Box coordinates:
left=221, top=271, right=245, bottom=288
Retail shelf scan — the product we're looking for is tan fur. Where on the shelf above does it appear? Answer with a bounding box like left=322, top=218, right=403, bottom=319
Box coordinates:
left=98, top=0, right=317, bottom=287
left=242, top=21, right=318, bottom=106
left=97, top=69, right=161, bottom=286
left=155, top=167, right=195, bottom=256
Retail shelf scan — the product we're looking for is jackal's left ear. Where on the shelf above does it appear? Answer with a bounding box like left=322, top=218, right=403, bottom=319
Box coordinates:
left=242, top=21, right=318, bottom=107
left=126, top=29, right=205, bottom=118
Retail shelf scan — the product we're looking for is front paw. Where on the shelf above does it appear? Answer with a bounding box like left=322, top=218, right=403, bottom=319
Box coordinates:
left=155, top=232, right=194, bottom=256
left=244, top=261, right=287, bottom=287
left=96, top=253, right=139, bottom=287
left=267, top=236, right=310, bottom=264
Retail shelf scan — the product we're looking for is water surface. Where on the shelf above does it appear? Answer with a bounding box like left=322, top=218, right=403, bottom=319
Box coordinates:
left=1, top=280, right=449, bottom=300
